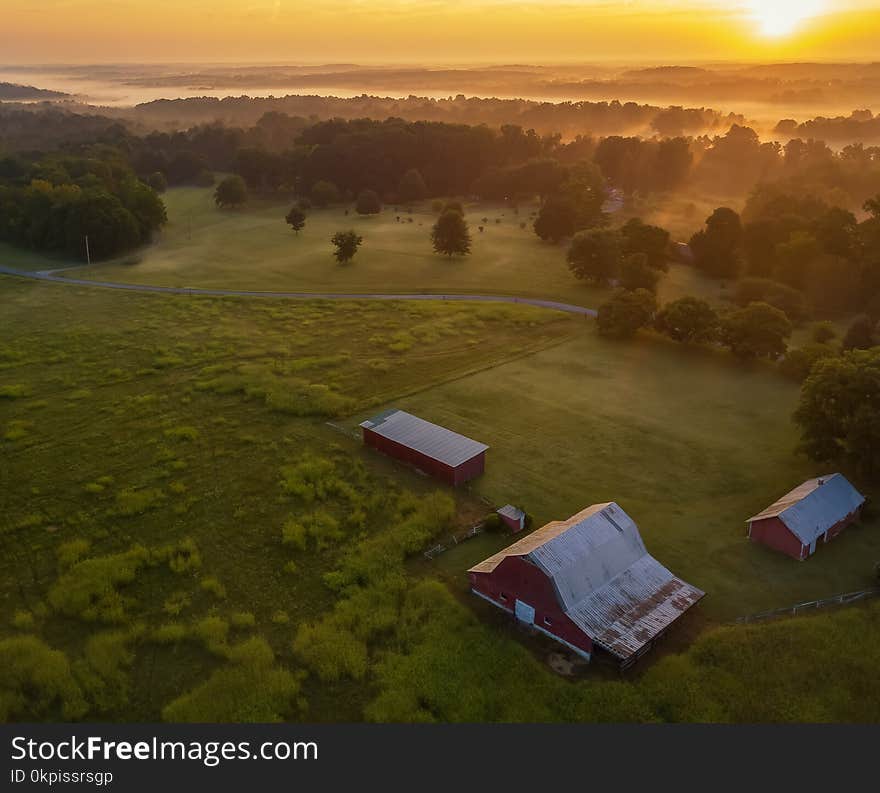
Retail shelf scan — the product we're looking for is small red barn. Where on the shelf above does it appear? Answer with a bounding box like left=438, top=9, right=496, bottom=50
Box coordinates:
left=359, top=409, right=488, bottom=487
left=497, top=504, right=526, bottom=533
left=468, top=502, right=705, bottom=667
left=747, top=473, right=865, bottom=560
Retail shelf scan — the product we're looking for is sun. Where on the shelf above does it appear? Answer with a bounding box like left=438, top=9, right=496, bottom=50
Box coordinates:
left=749, top=0, right=825, bottom=37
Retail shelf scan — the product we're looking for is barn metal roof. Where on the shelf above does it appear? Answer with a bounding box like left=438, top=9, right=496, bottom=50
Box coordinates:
left=469, top=503, right=705, bottom=660
left=359, top=409, right=489, bottom=468
left=747, top=473, right=865, bottom=546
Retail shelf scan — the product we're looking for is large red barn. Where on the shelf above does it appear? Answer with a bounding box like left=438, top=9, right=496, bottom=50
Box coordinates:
left=359, top=409, right=488, bottom=487
left=747, top=473, right=865, bottom=560
left=468, top=502, right=704, bottom=667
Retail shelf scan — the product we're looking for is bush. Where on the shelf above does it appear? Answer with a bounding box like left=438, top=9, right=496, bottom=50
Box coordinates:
left=230, top=612, right=256, bottom=630
left=162, top=657, right=303, bottom=722
left=115, top=487, right=165, bottom=516
left=0, top=636, right=87, bottom=721
left=200, top=576, right=227, bottom=599
left=292, top=620, right=368, bottom=682
left=482, top=513, right=503, bottom=532
left=310, top=180, right=340, bottom=207
left=811, top=321, right=837, bottom=345
left=47, top=546, right=149, bottom=623
left=57, top=538, right=91, bottom=569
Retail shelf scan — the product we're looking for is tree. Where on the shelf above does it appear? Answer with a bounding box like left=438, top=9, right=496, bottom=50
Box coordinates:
left=596, top=289, right=657, bottom=339
left=620, top=253, right=660, bottom=293
left=310, top=180, right=340, bottom=207
left=285, top=206, right=306, bottom=235
left=689, top=207, right=743, bottom=279
left=734, top=278, right=807, bottom=322
left=441, top=200, right=464, bottom=216
left=720, top=302, right=792, bottom=359
left=567, top=229, right=622, bottom=285
left=779, top=343, right=838, bottom=382
left=842, top=315, right=877, bottom=351
left=398, top=169, right=428, bottom=203
left=147, top=172, right=167, bottom=193
left=533, top=196, right=577, bottom=242
left=620, top=217, right=671, bottom=270
left=355, top=189, right=382, bottom=215
left=655, top=296, right=719, bottom=344
left=330, top=230, right=363, bottom=264
left=864, top=194, right=880, bottom=219
left=431, top=210, right=471, bottom=257
left=794, top=348, right=880, bottom=475
left=811, top=321, right=837, bottom=345
left=214, top=175, right=247, bottom=208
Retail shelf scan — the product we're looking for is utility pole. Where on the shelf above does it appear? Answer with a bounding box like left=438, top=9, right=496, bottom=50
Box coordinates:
left=84, top=235, right=91, bottom=265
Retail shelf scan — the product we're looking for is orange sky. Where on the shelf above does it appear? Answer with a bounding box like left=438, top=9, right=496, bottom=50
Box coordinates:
left=2, top=1, right=879, bottom=63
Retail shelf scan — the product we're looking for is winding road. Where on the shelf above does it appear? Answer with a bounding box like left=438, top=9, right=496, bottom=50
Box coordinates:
left=0, top=265, right=598, bottom=316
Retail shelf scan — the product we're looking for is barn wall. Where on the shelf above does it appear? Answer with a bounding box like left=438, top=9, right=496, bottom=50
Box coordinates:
left=453, top=451, right=486, bottom=486
left=749, top=506, right=863, bottom=560
left=362, top=428, right=456, bottom=485
left=749, top=516, right=805, bottom=559
left=363, top=428, right=485, bottom=487
left=469, top=556, right=593, bottom=657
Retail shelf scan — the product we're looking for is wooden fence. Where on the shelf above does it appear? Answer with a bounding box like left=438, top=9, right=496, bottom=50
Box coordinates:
left=735, top=587, right=880, bottom=624
left=424, top=523, right=486, bottom=559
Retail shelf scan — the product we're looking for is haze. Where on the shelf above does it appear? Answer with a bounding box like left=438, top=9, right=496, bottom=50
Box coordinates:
left=2, top=0, right=879, bottom=63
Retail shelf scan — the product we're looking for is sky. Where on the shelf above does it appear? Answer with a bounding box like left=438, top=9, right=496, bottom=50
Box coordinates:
left=1, top=0, right=879, bottom=64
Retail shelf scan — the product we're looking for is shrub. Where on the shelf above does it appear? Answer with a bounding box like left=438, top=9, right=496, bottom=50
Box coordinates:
left=161, top=659, right=303, bottom=723
left=193, top=615, right=230, bottom=653
left=292, top=620, right=368, bottom=682
left=11, top=610, right=35, bottom=630
left=230, top=612, right=256, bottom=630
left=75, top=629, right=137, bottom=712
left=115, top=487, right=165, bottom=516
left=56, top=538, right=91, bottom=570
left=200, top=576, right=227, bottom=599
left=152, top=623, right=187, bottom=644
left=167, top=538, right=202, bottom=574
left=47, top=546, right=149, bottom=623
left=0, top=636, right=87, bottom=721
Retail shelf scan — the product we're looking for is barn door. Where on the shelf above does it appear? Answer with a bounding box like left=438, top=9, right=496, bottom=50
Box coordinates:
left=514, top=599, right=535, bottom=625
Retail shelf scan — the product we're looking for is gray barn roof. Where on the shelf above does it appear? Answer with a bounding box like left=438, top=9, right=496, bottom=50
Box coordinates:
left=748, top=473, right=865, bottom=546
left=360, top=409, right=489, bottom=468
left=470, top=503, right=704, bottom=661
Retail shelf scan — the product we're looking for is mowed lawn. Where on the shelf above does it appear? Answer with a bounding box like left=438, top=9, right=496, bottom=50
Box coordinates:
left=370, top=328, right=880, bottom=621
left=59, top=185, right=717, bottom=307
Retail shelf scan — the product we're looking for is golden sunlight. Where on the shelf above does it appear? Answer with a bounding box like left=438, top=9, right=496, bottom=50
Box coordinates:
left=749, top=0, right=826, bottom=37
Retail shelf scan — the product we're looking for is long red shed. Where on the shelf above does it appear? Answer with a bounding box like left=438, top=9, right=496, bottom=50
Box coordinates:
left=747, top=473, right=865, bottom=560
left=468, top=502, right=704, bottom=668
left=359, top=408, right=488, bottom=487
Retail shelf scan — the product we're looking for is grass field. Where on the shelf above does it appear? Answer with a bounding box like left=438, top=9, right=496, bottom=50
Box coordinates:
left=31, top=185, right=720, bottom=308
left=2, top=275, right=879, bottom=723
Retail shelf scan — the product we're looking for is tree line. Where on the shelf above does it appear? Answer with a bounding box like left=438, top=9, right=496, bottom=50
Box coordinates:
left=0, top=150, right=166, bottom=260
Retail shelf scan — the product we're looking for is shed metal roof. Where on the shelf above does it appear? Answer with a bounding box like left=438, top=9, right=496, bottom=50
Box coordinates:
left=360, top=409, right=488, bottom=468
left=747, top=473, right=865, bottom=546
left=469, top=503, right=704, bottom=660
